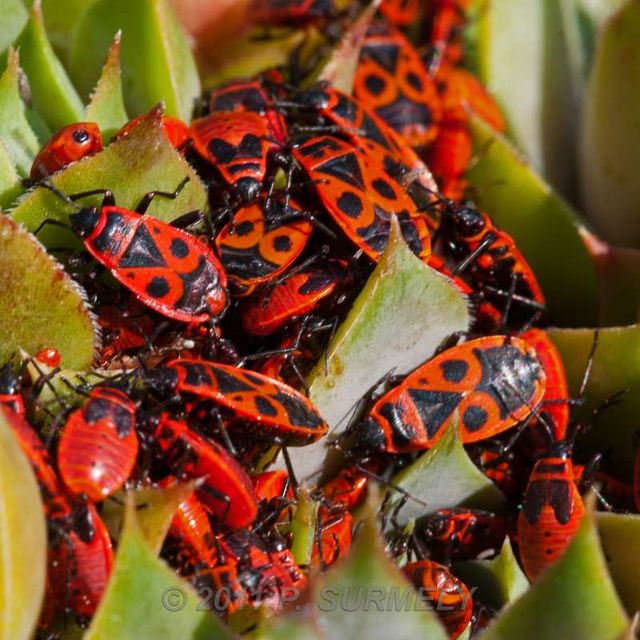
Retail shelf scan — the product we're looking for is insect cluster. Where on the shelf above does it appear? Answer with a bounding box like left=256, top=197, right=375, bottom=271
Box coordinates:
left=2, top=0, right=636, bottom=637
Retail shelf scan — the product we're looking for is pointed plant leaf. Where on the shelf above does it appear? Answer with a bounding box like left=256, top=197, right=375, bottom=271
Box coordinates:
left=85, top=33, right=129, bottom=140
left=85, top=498, right=233, bottom=640
left=579, top=0, right=640, bottom=247
left=15, top=0, right=84, bottom=131
left=0, top=215, right=97, bottom=369
left=482, top=500, right=628, bottom=640
left=0, top=139, right=22, bottom=209
left=40, top=0, right=99, bottom=64
left=382, top=421, right=506, bottom=530
left=70, top=0, right=200, bottom=121
left=0, top=408, right=47, bottom=640
left=203, top=29, right=306, bottom=91
left=314, top=490, right=449, bottom=640
left=466, top=116, right=598, bottom=326
left=316, top=0, right=381, bottom=93
left=0, top=0, right=28, bottom=57
left=453, top=538, right=528, bottom=611
left=101, top=481, right=197, bottom=551
left=0, top=48, right=40, bottom=177
left=11, top=106, right=208, bottom=250
left=597, top=511, right=640, bottom=616
left=548, top=324, right=640, bottom=480
left=288, top=218, right=470, bottom=482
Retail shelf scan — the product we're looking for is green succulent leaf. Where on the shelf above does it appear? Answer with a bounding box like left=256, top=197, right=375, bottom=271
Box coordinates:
left=0, top=407, right=47, bottom=640
left=257, top=614, right=322, bottom=640
left=597, top=511, right=640, bottom=616
left=0, top=215, right=97, bottom=369
left=0, top=48, right=40, bottom=177
left=579, top=0, right=640, bottom=247
left=39, top=0, right=98, bottom=65
left=583, top=232, right=640, bottom=325
left=548, top=324, right=640, bottom=480
left=15, top=0, right=84, bottom=131
left=453, top=538, right=528, bottom=611
left=11, top=105, right=208, bottom=249
left=468, top=0, right=581, bottom=196
left=290, top=486, right=319, bottom=567
left=85, top=32, right=128, bottom=140
left=314, top=491, right=449, bottom=640
left=482, top=500, right=628, bottom=640
left=101, top=482, right=197, bottom=552
left=0, top=138, right=22, bottom=208
left=382, top=421, right=506, bottom=530
left=203, top=29, right=306, bottom=90
left=70, top=0, right=200, bottom=121
left=291, top=218, right=470, bottom=481
left=466, top=116, right=598, bottom=326
left=0, top=0, right=28, bottom=58
left=85, top=498, right=233, bottom=640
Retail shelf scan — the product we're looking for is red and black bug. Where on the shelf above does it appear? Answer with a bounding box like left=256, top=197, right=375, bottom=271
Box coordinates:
left=30, top=122, right=103, bottom=180
left=354, top=22, right=441, bottom=148
left=425, top=0, right=470, bottom=70
left=48, top=501, right=114, bottom=619
left=142, top=359, right=328, bottom=446
left=517, top=440, right=584, bottom=581
left=114, top=114, right=190, bottom=149
left=57, top=385, right=138, bottom=502
left=0, top=363, right=25, bottom=416
left=216, top=529, right=307, bottom=610
left=356, top=335, right=546, bottom=454
left=214, top=198, right=312, bottom=295
left=160, top=478, right=218, bottom=568
left=402, top=560, right=473, bottom=639
left=438, top=203, right=546, bottom=323
left=320, top=465, right=373, bottom=512
left=240, top=260, right=350, bottom=337
left=521, top=329, right=569, bottom=443
left=292, top=82, right=439, bottom=219
left=150, top=413, right=258, bottom=529
left=312, top=506, right=353, bottom=567
left=293, top=135, right=431, bottom=261
left=39, top=181, right=228, bottom=324
left=421, top=508, right=507, bottom=560
left=3, top=408, right=113, bottom=619
left=379, top=0, right=420, bottom=26
left=208, top=71, right=288, bottom=146
left=252, top=469, right=294, bottom=503
left=189, top=111, right=277, bottom=204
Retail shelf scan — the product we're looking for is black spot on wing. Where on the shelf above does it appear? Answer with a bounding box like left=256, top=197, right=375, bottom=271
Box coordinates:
left=364, top=42, right=400, bottom=74
left=170, top=238, right=190, bottom=258
left=210, top=366, right=254, bottom=394
left=440, top=359, right=469, bottom=383
left=462, top=405, right=488, bottom=432
left=255, top=395, right=278, bottom=417
left=146, top=276, right=170, bottom=299
left=336, top=191, right=363, bottom=219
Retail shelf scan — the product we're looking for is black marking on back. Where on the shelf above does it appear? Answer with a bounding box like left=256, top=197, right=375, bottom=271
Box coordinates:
left=119, top=223, right=166, bottom=268
left=440, top=359, right=469, bottom=383
left=211, top=367, right=254, bottom=394
left=406, top=388, right=463, bottom=439
left=364, top=42, right=400, bottom=73
left=523, top=479, right=572, bottom=524
left=315, top=152, right=365, bottom=190
left=255, top=395, right=278, bottom=417
left=336, top=191, right=364, bottom=219
left=178, top=362, right=214, bottom=388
